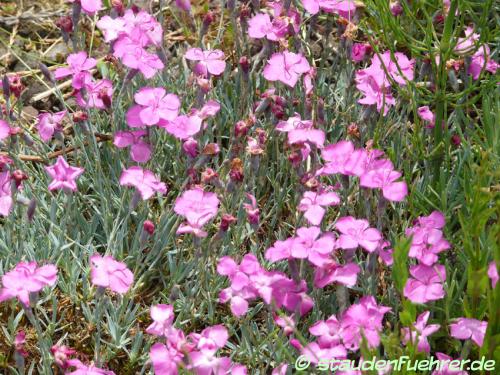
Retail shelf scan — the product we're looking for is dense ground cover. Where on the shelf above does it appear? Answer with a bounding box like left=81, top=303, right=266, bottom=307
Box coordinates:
left=0, top=0, right=498, bottom=374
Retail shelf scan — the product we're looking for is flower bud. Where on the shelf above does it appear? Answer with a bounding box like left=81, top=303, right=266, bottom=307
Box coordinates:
left=182, top=137, right=199, bottom=158
left=143, top=220, right=155, bottom=235
left=220, top=214, right=237, bottom=232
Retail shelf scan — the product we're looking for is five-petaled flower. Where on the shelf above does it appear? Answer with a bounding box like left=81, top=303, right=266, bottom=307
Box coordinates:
left=45, top=156, right=84, bottom=192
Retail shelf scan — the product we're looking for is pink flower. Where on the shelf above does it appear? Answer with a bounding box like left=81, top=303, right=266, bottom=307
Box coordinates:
left=76, top=78, right=113, bottom=109
left=126, top=87, right=180, bottom=127
left=291, top=227, right=336, bottom=266
left=0, top=171, right=13, bottom=217
left=300, top=341, right=347, bottom=364
left=192, top=100, right=221, bottom=120
left=96, top=16, right=126, bottom=43
left=119, top=167, right=166, bottom=200
left=355, top=51, right=414, bottom=115
left=243, top=193, right=260, bottom=225
left=150, top=342, right=182, bottom=374
left=351, top=43, right=371, bottom=62
left=335, top=216, right=382, bottom=252
left=272, top=364, right=288, bottom=375
left=355, top=73, right=395, bottom=115
left=302, top=0, right=357, bottom=19
left=54, top=51, right=96, bottom=89
left=406, top=212, right=450, bottom=266
left=402, top=311, right=440, bottom=353
left=174, top=188, right=220, bottom=237
left=417, top=106, right=436, bottom=128
left=185, top=48, right=226, bottom=76
left=454, top=26, right=480, bottom=54
left=319, top=140, right=355, bottom=175
left=263, top=51, right=311, bottom=87
left=488, top=261, right=498, bottom=288
left=67, top=0, right=103, bottom=15
left=468, top=45, right=498, bottom=80
left=403, top=264, right=446, bottom=304
left=360, top=168, right=408, bottom=202
left=274, top=314, right=296, bottom=335
left=0, top=261, right=57, bottom=307
left=89, top=254, right=134, bottom=294
left=432, top=353, right=468, bottom=375
left=36, top=111, right=66, bottom=142
left=340, top=296, right=391, bottom=350
left=313, top=260, right=360, bottom=288
left=113, top=130, right=152, bottom=163
left=247, top=13, right=289, bottom=41
left=45, top=156, right=84, bottom=192
left=51, top=344, right=76, bottom=369
left=298, top=190, right=340, bottom=225
left=309, top=315, right=342, bottom=347
left=0, top=119, right=12, bottom=141
left=163, top=115, right=202, bottom=140
left=65, top=359, right=115, bottom=375
left=449, top=318, right=487, bottom=347
left=146, top=304, right=175, bottom=337
left=113, top=37, right=164, bottom=79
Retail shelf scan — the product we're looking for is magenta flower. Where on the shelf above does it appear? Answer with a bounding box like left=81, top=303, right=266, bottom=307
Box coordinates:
left=248, top=13, right=278, bottom=41
left=402, top=311, right=440, bottom=353
left=432, top=353, right=468, bottom=375
left=113, top=37, right=164, bottom=79
left=54, top=51, right=96, bottom=89
left=174, top=187, right=220, bottom=237
left=45, top=156, right=84, bottom=192
left=150, top=342, right=183, bottom=374
left=113, top=130, right=152, bottom=163
left=355, top=51, right=414, bottom=115
left=76, top=78, right=113, bottom=109
left=163, top=114, right=202, bottom=140
left=313, top=260, right=360, bottom=288
left=146, top=304, right=175, bottom=337
left=488, top=261, right=498, bottom=288
left=185, top=48, right=226, bottom=76
left=89, top=254, right=133, bottom=294
left=417, top=106, right=436, bottom=128
left=454, top=26, right=480, bottom=54
left=355, top=73, right=396, bottom=115
left=291, top=227, right=336, bottom=266
left=51, top=344, right=76, bottom=370
left=302, top=0, right=357, bottom=18
left=67, top=0, right=103, bottom=15
left=335, top=216, right=382, bottom=252
left=36, top=111, right=66, bottom=142
left=406, top=212, right=450, bottom=266
left=299, top=341, right=347, bottom=365
left=298, top=190, right=340, bottom=225
left=340, top=296, right=391, bottom=350
left=126, top=87, right=180, bottom=127
left=309, top=315, right=342, bottom=347
left=403, top=264, right=446, bottom=304
left=0, top=261, right=57, bottom=307
left=468, top=45, right=498, bottom=80
left=119, top=167, right=167, bottom=200
left=263, top=51, right=311, bottom=88
left=243, top=193, right=260, bottom=225
left=351, top=42, right=371, bottom=62
left=0, top=119, right=12, bottom=141
left=96, top=16, right=126, bottom=43
left=449, top=318, right=487, bottom=347
left=0, top=171, right=13, bottom=217
left=360, top=168, right=408, bottom=202
left=319, top=140, right=355, bottom=175
left=65, top=359, right=115, bottom=375
left=192, top=100, right=221, bottom=120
